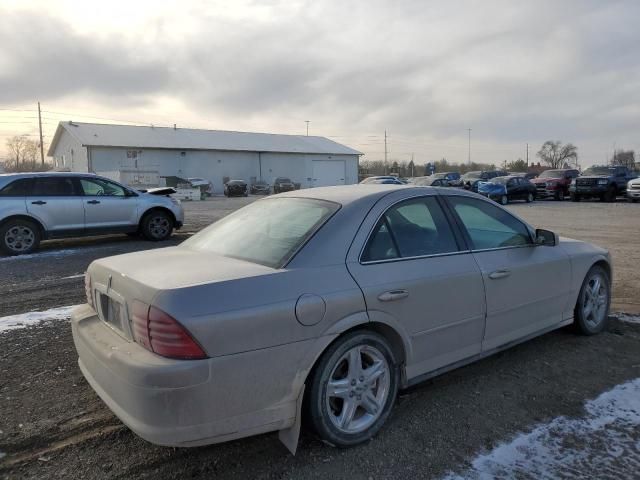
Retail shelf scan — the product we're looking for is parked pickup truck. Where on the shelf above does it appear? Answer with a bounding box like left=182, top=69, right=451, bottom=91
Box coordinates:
left=530, top=169, right=579, bottom=200
left=627, top=177, right=640, bottom=203
left=569, top=166, right=636, bottom=202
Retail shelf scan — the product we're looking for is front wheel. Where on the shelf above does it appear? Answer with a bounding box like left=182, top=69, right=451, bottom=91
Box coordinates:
left=307, top=331, right=398, bottom=447
left=526, top=192, right=534, bottom=203
left=500, top=195, right=508, bottom=205
left=0, top=219, right=41, bottom=255
left=141, top=210, right=174, bottom=241
left=573, top=265, right=610, bottom=335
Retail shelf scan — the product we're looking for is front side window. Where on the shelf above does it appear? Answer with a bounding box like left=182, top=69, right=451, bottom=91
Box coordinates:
left=32, top=177, right=77, bottom=196
left=362, top=196, right=459, bottom=262
left=447, top=196, right=532, bottom=250
left=80, top=178, right=126, bottom=197
left=182, top=197, right=339, bottom=268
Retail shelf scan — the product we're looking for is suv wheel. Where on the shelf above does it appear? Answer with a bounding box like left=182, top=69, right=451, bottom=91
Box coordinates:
left=307, top=331, right=398, bottom=447
left=603, top=187, right=616, bottom=203
left=141, top=210, right=174, bottom=241
left=0, top=219, right=41, bottom=255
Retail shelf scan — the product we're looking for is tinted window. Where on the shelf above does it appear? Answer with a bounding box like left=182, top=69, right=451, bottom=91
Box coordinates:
left=80, top=178, right=126, bottom=197
left=362, top=197, right=459, bottom=262
left=32, top=177, right=76, bottom=196
left=0, top=178, right=31, bottom=196
left=448, top=196, right=532, bottom=249
left=182, top=198, right=338, bottom=268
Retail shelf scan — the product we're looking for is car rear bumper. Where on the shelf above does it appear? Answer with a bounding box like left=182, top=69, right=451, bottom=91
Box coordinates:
left=72, top=305, right=301, bottom=447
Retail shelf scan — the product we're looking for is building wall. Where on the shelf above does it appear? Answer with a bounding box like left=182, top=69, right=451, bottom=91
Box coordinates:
left=88, top=147, right=359, bottom=191
left=50, top=130, right=88, bottom=171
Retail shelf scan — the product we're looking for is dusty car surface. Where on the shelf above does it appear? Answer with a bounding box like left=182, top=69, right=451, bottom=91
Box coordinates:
left=0, top=172, right=184, bottom=255
left=72, top=185, right=612, bottom=453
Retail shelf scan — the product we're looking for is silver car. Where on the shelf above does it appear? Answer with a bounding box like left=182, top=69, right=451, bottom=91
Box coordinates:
left=72, top=185, right=611, bottom=453
left=0, top=172, right=184, bottom=255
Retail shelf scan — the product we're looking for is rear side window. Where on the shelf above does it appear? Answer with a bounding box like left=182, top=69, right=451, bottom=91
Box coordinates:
left=447, top=196, right=532, bottom=250
left=32, top=177, right=77, bottom=196
left=0, top=178, right=32, bottom=196
left=362, top=196, right=459, bottom=262
left=80, top=178, right=126, bottom=197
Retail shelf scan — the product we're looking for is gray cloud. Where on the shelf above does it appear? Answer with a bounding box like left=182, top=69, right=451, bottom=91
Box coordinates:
left=1, top=0, right=639, bottom=164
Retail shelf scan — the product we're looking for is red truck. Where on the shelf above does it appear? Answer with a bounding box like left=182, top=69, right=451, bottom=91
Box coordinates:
left=530, top=169, right=580, bottom=200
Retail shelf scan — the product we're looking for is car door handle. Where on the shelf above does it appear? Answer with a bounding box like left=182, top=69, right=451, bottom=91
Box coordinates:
left=378, top=289, right=409, bottom=302
left=488, top=270, right=511, bottom=280
left=86, top=200, right=101, bottom=205
left=31, top=200, right=47, bottom=205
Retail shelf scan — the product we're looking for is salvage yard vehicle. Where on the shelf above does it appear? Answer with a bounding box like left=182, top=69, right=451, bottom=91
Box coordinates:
left=250, top=180, right=271, bottom=195
left=273, top=177, right=296, bottom=193
left=477, top=175, right=536, bottom=205
left=431, top=172, right=463, bottom=187
left=0, top=172, right=184, bottom=255
left=461, top=170, right=508, bottom=192
left=627, top=177, right=640, bottom=203
left=569, top=166, right=635, bottom=202
left=411, top=176, right=451, bottom=187
left=72, top=185, right=611, bottom=453
left=223, top=179, right=248, bottom=197
left=531, top=169, right=579, bottom=200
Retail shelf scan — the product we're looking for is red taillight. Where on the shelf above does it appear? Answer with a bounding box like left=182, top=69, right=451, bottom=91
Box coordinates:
left=130, top=301, right=207, bottom=360
left=85, top=273, right=94, bottom=309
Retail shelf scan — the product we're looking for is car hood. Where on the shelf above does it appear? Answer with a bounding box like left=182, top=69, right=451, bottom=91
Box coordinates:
left=88, top=246, right=276, bottom=292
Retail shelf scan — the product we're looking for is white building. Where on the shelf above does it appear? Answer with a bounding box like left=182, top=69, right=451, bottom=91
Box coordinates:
left=47, top=122, right=361, bottom=191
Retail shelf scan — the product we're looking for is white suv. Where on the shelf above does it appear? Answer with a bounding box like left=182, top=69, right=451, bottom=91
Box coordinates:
left=0, top=172, right=184, bottom=255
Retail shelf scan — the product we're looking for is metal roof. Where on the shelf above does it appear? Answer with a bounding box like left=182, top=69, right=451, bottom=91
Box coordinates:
left=47, top=122, right=362, bottom=156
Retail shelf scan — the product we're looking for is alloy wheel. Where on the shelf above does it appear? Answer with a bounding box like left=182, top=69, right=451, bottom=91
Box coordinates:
left=325, top=345, right=391, bottom=434
left=582, top=272, right=608, bottom=329
left=149, top=216, right=170, bottom=239
left=4, top=225, right=35, bottom=253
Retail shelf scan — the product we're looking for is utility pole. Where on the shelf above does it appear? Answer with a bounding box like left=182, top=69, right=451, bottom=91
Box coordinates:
left=305, top=120, right=310, bottom=136
left=526, top=143, right=529, bottom=168
left=38, top=102, right=45, bottom=165
left=384, top=129, right=388, bottom=164
left=411, top=153, right=414, bottom=176
left=467, top=128, right=471, bottom=164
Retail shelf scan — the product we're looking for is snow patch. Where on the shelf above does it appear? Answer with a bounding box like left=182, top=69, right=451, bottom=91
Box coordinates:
left=616, top=313, right=640, bottom=324
left=0, top=249, right=78, bottom=262
left=443, top=378, right=640, bottom=479
left=0, top=305, right=80, bottom=333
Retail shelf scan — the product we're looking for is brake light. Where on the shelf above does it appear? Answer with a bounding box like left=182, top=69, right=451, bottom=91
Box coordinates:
left=130, top=301, right=207, bottom=360
left=84, top=273, right=94, bottom=309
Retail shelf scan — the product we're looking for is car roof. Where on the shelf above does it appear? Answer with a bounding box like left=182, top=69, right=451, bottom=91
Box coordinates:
left=0, top=171, right=105, bottom=188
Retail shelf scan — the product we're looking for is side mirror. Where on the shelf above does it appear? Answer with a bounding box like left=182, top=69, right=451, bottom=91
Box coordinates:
left=535, top=228, right=558, bottom=246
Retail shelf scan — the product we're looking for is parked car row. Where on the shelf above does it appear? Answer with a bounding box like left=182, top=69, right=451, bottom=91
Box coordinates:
left=223, top=177, right=297, bottom=197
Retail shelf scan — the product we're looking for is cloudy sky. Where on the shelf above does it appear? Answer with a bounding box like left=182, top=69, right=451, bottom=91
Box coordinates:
left=1, top=0, right=639, bottom=167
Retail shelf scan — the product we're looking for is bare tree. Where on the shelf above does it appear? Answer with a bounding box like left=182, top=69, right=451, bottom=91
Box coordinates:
left=6, top=135, right=30, bottom=169
left=3, top=135, right=51, bottom=172
left=611, top=150, right=635, bottom=170
left=536, top=141, right=578, bottom=169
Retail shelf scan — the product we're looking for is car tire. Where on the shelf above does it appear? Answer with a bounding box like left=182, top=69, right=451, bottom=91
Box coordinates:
left=573, top=265, right=610, bottom=335
left=603, top=187, right=616, bottom=202
left=500, top=195, right=508, bottom=205
left=140, top=210, right=174, bottom=241
left=0, top=218, right=41, bottom=255
left=631, top=199, right=639, bottom=203
left=526, top=192, right=534, bottom=203
left=570, top=193, right=580, bottom=202
left=307, top=331, right=399, bottom=448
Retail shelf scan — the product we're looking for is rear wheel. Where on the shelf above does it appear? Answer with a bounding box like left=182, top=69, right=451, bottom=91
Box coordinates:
left=526, top=192, right=534, bottom=203
left=307, top=331, right=398, bottom=447
left=573, top=265, right=610, bottom=335
left=0, top=219, right=41, bottom=255
left=141, top=210, right=173, bottom=241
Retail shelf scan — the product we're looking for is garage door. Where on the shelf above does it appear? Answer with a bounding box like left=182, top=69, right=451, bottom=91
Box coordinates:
left=312, top=160, right=346, bottom=187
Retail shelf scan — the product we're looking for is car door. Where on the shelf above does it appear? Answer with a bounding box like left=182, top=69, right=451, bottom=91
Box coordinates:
left=26, top=176, right=85, bottom=234
left=444, top=195, right=572, bottom=351
left=79, top=177, right=139, bottom=230
left=346, top=191, right=486, bottom=379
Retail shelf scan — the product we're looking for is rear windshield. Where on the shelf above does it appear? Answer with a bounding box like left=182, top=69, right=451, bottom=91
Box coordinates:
left=539, top=170, right=564, bottom=179
left=182, top=197, right=339, bottom=268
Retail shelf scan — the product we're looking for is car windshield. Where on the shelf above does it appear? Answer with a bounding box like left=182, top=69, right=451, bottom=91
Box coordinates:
left=539, top=170, right=564, bottom=179
left=490, top=177, right=509, bottom=184
left=462, top=172, right=481, bottom=179
left=276, top=178, right=292, bottom=183
left=583, top=167, right=613, bottom=176
left=228, top=180, right=245, bottom=185
left=182, top=198, right=339, bottom=268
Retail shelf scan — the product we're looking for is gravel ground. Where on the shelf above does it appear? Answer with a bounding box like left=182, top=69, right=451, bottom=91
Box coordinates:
left=0, top=194, right=639, bottom=479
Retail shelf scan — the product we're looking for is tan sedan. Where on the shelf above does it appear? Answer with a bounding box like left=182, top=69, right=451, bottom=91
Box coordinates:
left=72, top=185, right=611, bottom=453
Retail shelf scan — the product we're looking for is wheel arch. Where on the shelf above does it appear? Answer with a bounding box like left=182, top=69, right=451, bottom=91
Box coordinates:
left=139, top=206, right=177, bottom=226
left=0, top=214, right=47, bottom=238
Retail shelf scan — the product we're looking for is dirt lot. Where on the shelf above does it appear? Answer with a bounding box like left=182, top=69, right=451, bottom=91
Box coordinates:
left=1, top=195, right=639, bottom=479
